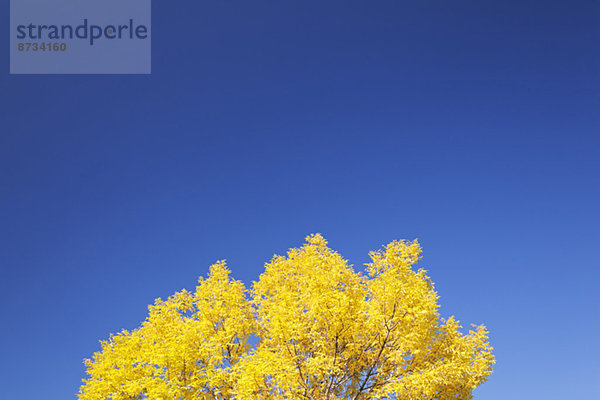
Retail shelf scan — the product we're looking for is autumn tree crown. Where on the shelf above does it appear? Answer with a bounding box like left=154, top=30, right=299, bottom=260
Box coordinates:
left=80, top=234, right=494, bottom=400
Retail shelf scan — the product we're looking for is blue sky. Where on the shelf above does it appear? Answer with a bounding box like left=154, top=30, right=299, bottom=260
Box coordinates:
left=1, top=1, right=599, bottom=398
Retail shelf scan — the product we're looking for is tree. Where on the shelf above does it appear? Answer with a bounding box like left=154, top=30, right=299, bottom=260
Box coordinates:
left=79, top=234, right=494, bottom=400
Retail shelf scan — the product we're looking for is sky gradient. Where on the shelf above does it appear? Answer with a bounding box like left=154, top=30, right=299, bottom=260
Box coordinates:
left=1, top=1, right=599, bottom=399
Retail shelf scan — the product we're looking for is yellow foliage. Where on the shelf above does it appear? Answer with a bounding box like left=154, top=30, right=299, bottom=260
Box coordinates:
left=79, top=234, right=494, bottom=400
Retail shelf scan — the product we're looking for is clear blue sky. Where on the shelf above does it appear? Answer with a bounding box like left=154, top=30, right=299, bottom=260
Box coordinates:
left=1, top=1, right=599, bottom=399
